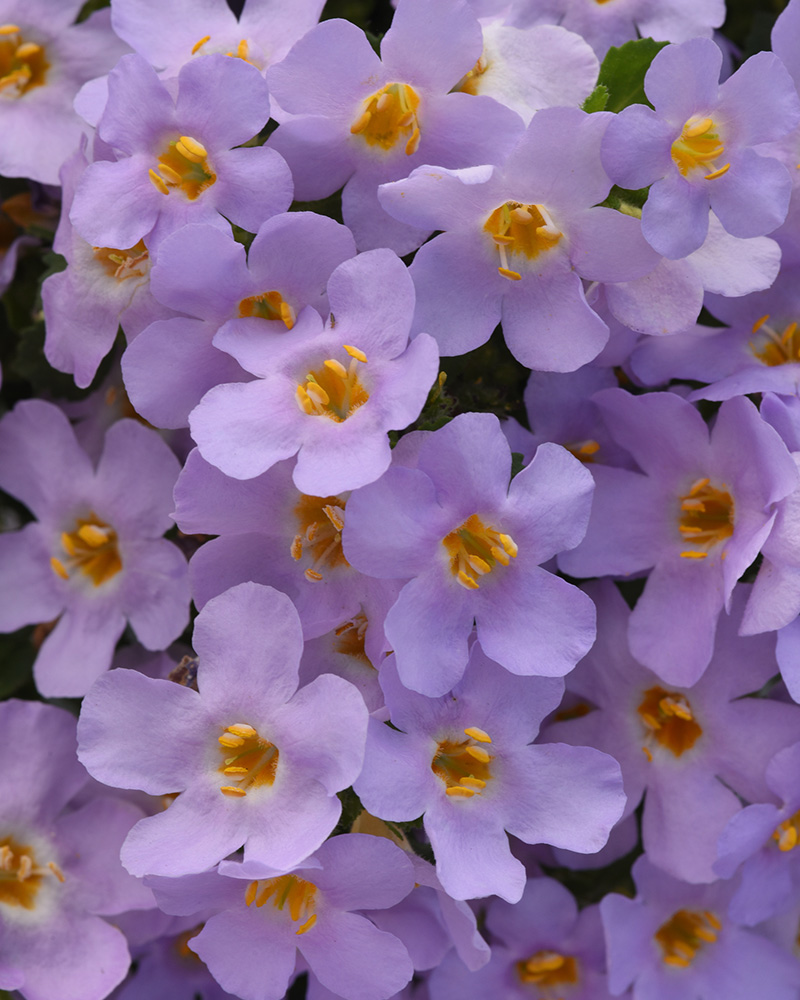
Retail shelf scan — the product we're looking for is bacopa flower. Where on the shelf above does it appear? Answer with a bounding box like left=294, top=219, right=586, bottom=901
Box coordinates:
left=0, top=400, right=190, bottom=697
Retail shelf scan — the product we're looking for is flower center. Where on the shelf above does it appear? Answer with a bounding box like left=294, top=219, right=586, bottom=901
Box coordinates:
left=516, top=950, right=579, bottom=989
left=671, top=115, right=730, bottom=180
left=750, top=314, right=800, bottom=366
left=217, top=723, right=279, bottom=798
left=295, top=345, right=369, bottom=422
left=290, top=494, right=348, bottom=582
left=333, top=611, right=373, bottom=666
left=245, top=874, right=318, bottom=935
left=638, top=686, right=702, bottom=759
left=565, top=439, right=601, bottom=463
left=92, top=240, right=150, bottom=284
left=239, top=290, right=295, bottom=329
left=0, top=24, right=49, bottom=98
left=190, top=34, right=261, bottom=69
left=456, top=53, right=489, bottom=95
left=773, top=810, right=800, bottom=852
left=677, top=477, right=734, bottom=560
left=655, top=909, right=721, bottom=968
left=50, top=513, right=122, bottom=587
left=0, top=837, right=64, bottom=909
left=174, top=925, right=204, bottom=964
left=484, top=201, right=562, bottom=281
left=350, top=82, right=421, bottom=156
left=442, top=513, right=518, bottom=590
left=432, top=726, right=494, bottom=799
left=149, top=135, right=216, bottom=200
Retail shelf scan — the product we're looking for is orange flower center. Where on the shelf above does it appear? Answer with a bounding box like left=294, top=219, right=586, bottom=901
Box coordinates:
left=295, top=345, right=369, bottom=422
left=432, top=726, right=494, bottom=799
left=149, top=135, right=216, bottom=200
left=0, top=837, right=64, bottom=909
left=516, top=950, right=579, bottom=989
left=290, top=494, right=348, bottom=583
left=350, top=82, right=421, bottom=155
left=50, top=513, right=122, bottom=587
left=655, top=908, right=721, bottom=968
left=217, top=723, right=279, bottom=798
left=245, top=874, right=318, bottom=935
left=441, top=513, right=518, bottom=590
left=0, top=24, right=49, bottom=98
left=677, top=477, right=734, bottom=560
left=671, top=115, right=730, bottom=181
left=638, top=686, right=702, bottom=759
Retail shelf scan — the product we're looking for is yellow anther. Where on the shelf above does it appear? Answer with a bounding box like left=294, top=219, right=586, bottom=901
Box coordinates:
left=245, top=880, right=258, bottom=906
left=304, top=569, right=324, bottom=582
left=490, top=545, right=511, bottom=566
left=223, top=766, right=248, bottom=775
left=780, top=827, right=798, bottom=851
left=291, top=536, right=303, bottom=560
left=148, top=168, right=169, bottom=195
left=60, top=532, right=76, bottom=556
left=467, top=555, right=491, bottom=575
left=576, top=440, right=600, bottom=456
left=664, top=955, right=691, bottom=968
left=492, top=234, right=516, bottom=245
left=688, top=477, right=710, bottom=496
left=322, top=504, right=345, bottom=532
left=296, top=385, right=315, bottom=414
left=466, top=745, right=491, bottom=763
left=752, top=314, right=770, bottom=334
left=191, top=34, right=211, bottom=54
left=350, top=110, right=372, bottom=134
left=680, top=550, right=708, bottom=559
left=642, top=746, right=653, bottom=762
left=499, top=533, right=518, bottom=557
left=279, top=301, right=295, bottom=329
left=704, top=911, right=721, bottom=931
left=227, top=723, right=258, bottom=738
left=405, top=126, right=421, bottom=155
left=684, top=117, right=714, bottom=138
left=176, top=136, right=207, bottom=162
left=17, top=854, right=32, bottom=880
left=219, top=733, right=245, bottom=748
left=296, top=914, right=317, bottom=935
left=704, top=163, right=730, bottom=180
left=306, top=382, right=330, bottom=406
left=457, top=569, right=479, bottom=589
left=460, top=776, right=486, bottom=789
left=0, top=24, right=20, bottom=34
left=15, top=42, right=40, bottom=59
left=498, top=266, right=522, bottom=281
left=324, top=359, right=348, bottom=379
left=343, top=344, right=367, bottom=363
left=220, top=785, right=248, bottom=797
left=237, top=39, right=249, bottom=60
left=50, top=557, right=69, bottom=580
left=77, top=524, right=109, bottom=547
left=681, top=498, right=705, bottom=511
left=511, top=207, right=533, bottom=224
left=446, top=786, right=475, bottom=797
left=464, top=727, right=491, bottom=743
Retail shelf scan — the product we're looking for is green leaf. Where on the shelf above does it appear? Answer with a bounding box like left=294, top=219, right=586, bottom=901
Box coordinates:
left=597, top=38, right=669, bottom=113
left=581, top=84, right=609, bottom=114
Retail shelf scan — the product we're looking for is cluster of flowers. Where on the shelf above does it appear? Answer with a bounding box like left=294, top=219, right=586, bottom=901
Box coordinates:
left=4, top=0, right=800, bottom=997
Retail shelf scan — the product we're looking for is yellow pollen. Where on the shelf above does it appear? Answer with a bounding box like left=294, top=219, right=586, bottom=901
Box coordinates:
left=350, top=82, right=422, bottom=155
left=238, top=289, right=295, bottom=329
left=456, top=53, right=489, bottom=95
left=642, top=746, right=653, bottom=762
left=485, top=200, right=562, bottom=281
left=750, top=315, right=800, bottom=366
left=296, top=348, right=369, bottom=422
left=517, top=950, right=579, bottom=987
left=191, top=35, right=210, bottom=54
left=567, top=439, right=601, bottom=463
left=332, top=612, right=374, bottom=668
left=433, top=730, right=494, bottom=797
left=290, top=494, right=349, bottom=582
left=92, top=240, right=150, bottom=284
left=442, top=514, right=517, bottom=590
left=677, top=478, right=734, bottom=558
left=151, top=135, right=216, bottom=200
left=637, top=686, right=702, bottom=758
left=50, top=513, right=122, bottom=587
left=0, top=837, right=64, bottom=909
left=0, top=26, right=49, bottom=98
left=463, top=726, right=491, bottom=743
left=773, top=811, right=800, bottom=852
left=655, top=909, right=720, bottom=968
left=247, top=874, right=317, bottom=931
left=216, top=722, right=279, bottom=796
left=671, top=115, right=728, bottom=179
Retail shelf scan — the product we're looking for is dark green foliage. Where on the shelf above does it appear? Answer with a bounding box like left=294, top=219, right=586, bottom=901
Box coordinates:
left=597, top=38, right=669, bottom=113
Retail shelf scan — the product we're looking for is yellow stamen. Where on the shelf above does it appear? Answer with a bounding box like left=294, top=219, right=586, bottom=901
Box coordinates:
left=149, top=168, right=169, bottom=195
left=443, top=515, right=518, bottom=590
left=0, top=24, right=20, bottom=34
left=464, top=727, right=491, bottom=743
left=191, top=35, right=210, bottom=54
left=498, top=266, right=522, bottom=281
left=77, top=524, right=110, bottom=547
left=176, top=135, right=207, bottom=162
left=296, top=914, right=317, bottom=935
left=343, top=344, right=367, bottom=363
left=460, top=776, right=486, bottom=789
left=220, top=785, right=247, bottom=797
left=466, top=745, right=491, bottom=763
left=445, top=786, right=475, bottom=797
left=237, top=39, right=249, bottom=60
left=680, top=550, right=708, bottom=559
left=350, top=82, right=421, bottom=155
left=50, top=557, right=69, bottom=580
left=704, top=163, right=730, bottom=180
